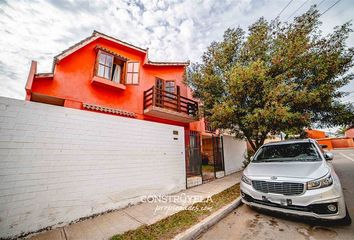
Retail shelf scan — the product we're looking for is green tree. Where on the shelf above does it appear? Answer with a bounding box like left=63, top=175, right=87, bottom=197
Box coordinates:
left=187, top=8, right=354, bottom=152
left=336, top=126, right=347, bottom=136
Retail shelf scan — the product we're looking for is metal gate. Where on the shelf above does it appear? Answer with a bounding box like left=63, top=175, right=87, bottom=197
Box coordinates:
left=185, top=130, right=202, bottom=177
left=212, top=135, right=225, bottom=173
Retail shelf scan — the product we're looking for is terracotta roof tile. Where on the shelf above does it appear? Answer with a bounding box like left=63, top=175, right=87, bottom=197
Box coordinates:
left=83, top=103, right=136, bottom=118
left=95, top=46, right=129, bottom=61
left=145, top=60, right=190, bottom=66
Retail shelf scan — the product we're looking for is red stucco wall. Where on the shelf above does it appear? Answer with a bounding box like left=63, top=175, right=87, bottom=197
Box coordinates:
left=306, top=129, right=326, bottom=139
left=331, top=138, right=354, bottom=148
left=30, top=37, right=200, bottom=128
left=316, top=139, right=333, bottom=150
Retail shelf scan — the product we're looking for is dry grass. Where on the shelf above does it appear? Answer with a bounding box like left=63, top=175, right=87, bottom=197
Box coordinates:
left=111, top=184, right=240, bottom=240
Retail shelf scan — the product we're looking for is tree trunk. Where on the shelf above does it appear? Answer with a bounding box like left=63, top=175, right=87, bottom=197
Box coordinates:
left=257, top=132, right=267, bottom=149
left=246, top=132, right=267, bottom=153
left=245, top=136, right=257, bottom=152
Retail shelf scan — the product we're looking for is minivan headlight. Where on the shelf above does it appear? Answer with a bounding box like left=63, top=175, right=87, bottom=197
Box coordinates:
left=241, top=175, right=252, bottom=185
left=307, top=174, right=333, bottom=190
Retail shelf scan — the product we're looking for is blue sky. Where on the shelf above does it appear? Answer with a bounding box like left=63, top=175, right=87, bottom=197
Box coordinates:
left=0, top=0, right=353, bottom=103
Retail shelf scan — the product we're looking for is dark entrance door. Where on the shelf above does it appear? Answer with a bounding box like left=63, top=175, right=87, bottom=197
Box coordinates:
left=212, top=135, right=225, bottom=174
left=185, top=130, right=202, bottom=177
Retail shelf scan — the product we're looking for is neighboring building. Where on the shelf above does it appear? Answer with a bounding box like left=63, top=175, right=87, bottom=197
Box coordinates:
left=305, top=129, right=326, bottom=139
left=345, top=125, right=354, bottom=139
left=306, top=128, right=354, bottom=149
left=25, top=31, right=246, bottom=187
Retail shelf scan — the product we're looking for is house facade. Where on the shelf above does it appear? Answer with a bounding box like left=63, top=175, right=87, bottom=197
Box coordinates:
left=25, top=31, right=244, bottom=187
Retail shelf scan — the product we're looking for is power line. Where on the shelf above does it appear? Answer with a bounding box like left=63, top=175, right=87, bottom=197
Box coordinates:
left=342, top=92, right=354, bottom=102
left=318, top=0, right=328, bottom=7
left=320, top=0, right=342, bottom=16
left=277, top=0, right=295, bottom=18
left=286, top=0, right=311, bottom=21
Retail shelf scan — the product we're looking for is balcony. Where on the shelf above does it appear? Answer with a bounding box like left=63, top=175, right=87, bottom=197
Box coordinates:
left=143, top=86, right=199, bottom=123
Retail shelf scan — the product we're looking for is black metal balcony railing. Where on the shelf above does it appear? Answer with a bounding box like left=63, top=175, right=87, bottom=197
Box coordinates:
left=143, top=86, right=198, bottom=117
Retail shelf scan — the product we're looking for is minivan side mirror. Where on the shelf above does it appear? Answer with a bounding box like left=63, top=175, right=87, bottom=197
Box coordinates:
left=324, top=152, right=334, bottom=161
left=320, top=144, right=328, bottom=149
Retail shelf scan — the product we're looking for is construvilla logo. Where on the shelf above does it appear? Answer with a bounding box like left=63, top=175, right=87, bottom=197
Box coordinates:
left=141, top=193, right=213, bottom=204
left=140, top=193, right=214, bottom=214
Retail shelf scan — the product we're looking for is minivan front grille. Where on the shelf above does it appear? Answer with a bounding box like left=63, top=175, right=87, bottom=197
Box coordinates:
left=252, top=181, right=304, bottom=196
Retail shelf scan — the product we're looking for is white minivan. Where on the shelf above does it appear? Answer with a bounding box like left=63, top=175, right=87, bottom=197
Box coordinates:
left=241, top=139, right=351, bottom=224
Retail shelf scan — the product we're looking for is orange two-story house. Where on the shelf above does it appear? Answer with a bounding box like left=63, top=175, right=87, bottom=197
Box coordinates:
left=25, top=31, right=225, bottom=187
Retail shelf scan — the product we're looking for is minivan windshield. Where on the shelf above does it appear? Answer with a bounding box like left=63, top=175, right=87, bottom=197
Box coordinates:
left=253, top=142, right=321, bottom=162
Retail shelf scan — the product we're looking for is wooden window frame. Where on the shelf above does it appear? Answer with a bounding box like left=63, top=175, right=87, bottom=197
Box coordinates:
left=125, top=61, right=140, bottom=85
left=154, top=78, right=176, bottom=93
left=165, top=80, right=176, bottom=94
left=95, top=50, right=114, bottom=80
left=95, top=50, right=129, bottom=85
left=155, top=78, right=177, bottom=107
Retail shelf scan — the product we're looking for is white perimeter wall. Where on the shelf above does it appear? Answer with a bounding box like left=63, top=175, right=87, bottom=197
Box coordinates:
left=222, top=135, right=247, bottom=175
left=0, top=97, right=186, bottom=238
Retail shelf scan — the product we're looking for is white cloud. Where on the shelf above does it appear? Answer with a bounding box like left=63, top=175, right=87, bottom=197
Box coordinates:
left=0, top=0, right=353, bottom=101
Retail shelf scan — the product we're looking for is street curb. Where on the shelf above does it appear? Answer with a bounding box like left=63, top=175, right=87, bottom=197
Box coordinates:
left=173, top=196, right=242, bottom=240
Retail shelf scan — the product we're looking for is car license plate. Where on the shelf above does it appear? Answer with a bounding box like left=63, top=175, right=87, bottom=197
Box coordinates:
left=263, top=196, right=290, bottom=206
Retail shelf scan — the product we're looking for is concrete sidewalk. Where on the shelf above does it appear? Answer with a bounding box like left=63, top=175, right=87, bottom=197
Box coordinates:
left=29, top=172, right=242, bottom=240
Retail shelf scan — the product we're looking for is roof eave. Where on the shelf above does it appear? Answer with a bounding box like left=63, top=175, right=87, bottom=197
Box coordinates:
left=53, top=31, right=148, bottom=64
left=144, top=60, right=190, bottom=67
left=50, top=31, right=189, bottom=72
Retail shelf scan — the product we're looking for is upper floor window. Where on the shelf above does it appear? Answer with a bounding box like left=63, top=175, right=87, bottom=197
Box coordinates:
left=95, top=50, right=139, bottom=85
left=165, top=80, right=175, bottom=94
left=156, top=78, right=176, bottom=94
left=97, top=51, right=113, bottom=80
left=126, top=62, right=139, bottom=84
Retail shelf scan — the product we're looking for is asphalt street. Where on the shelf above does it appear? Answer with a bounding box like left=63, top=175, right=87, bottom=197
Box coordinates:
left=199, top=149, right=354, bottom=240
